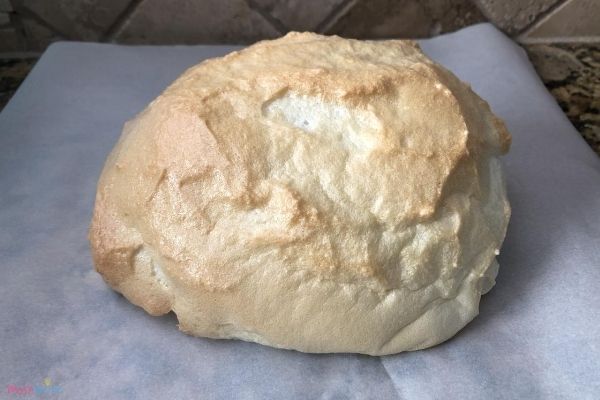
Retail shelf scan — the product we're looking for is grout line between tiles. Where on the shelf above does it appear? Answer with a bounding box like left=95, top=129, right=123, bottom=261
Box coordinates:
left=245, top=0, right=289, bottom=35
left=13, top=4, right=71, bottom=40
left=517, top=0, right=569, bottom=38
left=315, top=0, right=358, bottom=34
left=101, top=0, right=145, bottom=42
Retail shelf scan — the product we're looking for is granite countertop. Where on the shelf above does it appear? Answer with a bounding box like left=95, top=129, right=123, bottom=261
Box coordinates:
left=526, top=43, right=600, bottom=155
left=1, top=48, right=598, bottom=156
left=0, top=58, right=36, bottom=111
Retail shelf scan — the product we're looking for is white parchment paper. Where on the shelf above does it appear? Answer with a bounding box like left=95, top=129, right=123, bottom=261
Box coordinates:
left=1, top=24, right=599, bottom=399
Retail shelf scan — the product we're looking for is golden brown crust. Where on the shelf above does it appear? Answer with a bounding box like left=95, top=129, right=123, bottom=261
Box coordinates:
left=89, top=32, right=511, bottom=355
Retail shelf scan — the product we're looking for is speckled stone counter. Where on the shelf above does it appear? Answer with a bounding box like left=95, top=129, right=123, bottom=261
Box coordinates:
left=526, top=43, right=600, bottom=154
left=0, top=58, right=36, bottom=110
left=1, top=45, right=598, bottom=156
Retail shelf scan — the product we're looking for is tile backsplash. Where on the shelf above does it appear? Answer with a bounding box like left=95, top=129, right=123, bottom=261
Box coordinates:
left=0, top=0, right=597, bottom=51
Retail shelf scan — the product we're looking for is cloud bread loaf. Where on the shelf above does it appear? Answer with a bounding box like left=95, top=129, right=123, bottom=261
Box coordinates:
left=89, top=32, right=511, bottom=355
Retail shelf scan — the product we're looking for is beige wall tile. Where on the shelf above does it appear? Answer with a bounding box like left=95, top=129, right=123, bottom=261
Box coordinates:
left=21, top=16, right=61, bottom=51
left=421, top=0, right=487, bottom=35
left=113, top=0, right=281, bottom=44
left=20, top=0, right=130, bottom=40
left=251, top=0, right=348, bottom=31
left=473, top=0, right=562, bottom=34
left=524, top=0, right=600, bottom=39
left=328, top=0, right=431, bottom=38
left=326, top=0, right=485, bottom=39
